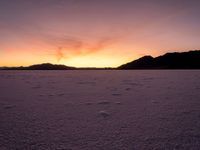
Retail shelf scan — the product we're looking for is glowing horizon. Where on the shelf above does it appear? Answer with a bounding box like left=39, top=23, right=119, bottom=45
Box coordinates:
left=1, top=0, right=200, bottom=67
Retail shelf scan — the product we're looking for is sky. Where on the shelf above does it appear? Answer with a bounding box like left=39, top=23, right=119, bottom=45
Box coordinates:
left=0, top=0, right=200, bottom=67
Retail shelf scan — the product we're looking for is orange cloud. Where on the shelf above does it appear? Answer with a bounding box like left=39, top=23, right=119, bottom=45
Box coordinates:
left=53, top=36, right=116, bottom=62
left=56, top=47, right=65, bottom=62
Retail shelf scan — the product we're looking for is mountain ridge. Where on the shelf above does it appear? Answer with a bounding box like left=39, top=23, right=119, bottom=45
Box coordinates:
left=1, top=50, right=200, bottom=70
left=0, top=63, right=76, bottom=70
left=118, top=50, right=200, bottom=69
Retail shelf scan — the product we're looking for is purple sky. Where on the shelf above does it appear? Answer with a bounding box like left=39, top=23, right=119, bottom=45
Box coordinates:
left=1, top=0, right=200, bottom=67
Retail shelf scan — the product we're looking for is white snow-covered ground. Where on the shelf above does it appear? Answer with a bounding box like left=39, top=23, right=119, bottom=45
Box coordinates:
left=0, top=70, right=200, bottom=150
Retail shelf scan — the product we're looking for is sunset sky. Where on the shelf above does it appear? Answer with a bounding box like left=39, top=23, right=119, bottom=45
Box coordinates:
left=1, top=0, right=200, bottom=67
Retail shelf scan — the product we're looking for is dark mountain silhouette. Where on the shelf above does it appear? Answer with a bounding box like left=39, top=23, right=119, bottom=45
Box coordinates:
left=118, top=50, right=200, bottom=69
left=1, top=63, right=76, bottom=70
left=1, top=50, right=200, bottom=70
left=28, top=63, right=76, bottom=70
left=0, top=63, right=112, bottom=70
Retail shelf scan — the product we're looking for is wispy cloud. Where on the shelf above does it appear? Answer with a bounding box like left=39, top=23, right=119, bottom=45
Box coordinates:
left=56, top=47, right=64, bottom=62
left=44, top=35, right=117, bottom=62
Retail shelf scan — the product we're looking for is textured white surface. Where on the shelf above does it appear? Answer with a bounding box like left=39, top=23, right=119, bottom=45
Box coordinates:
left=0, top=70, right=200, bottom=150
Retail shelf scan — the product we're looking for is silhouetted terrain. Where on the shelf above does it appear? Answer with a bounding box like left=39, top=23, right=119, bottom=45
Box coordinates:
left=118, top=50, right=200, bottom=69
left=0, top=63, right=76, bottom=70
left=28, top=63, right=76, bottom=70
left=0, top=63, right=113, bottom=70
left=1, top=50, right=200, bottom=70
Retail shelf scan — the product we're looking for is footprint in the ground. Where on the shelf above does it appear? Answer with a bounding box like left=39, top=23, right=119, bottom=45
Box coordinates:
left=57, top=93, right=65, bottom=96
left=112, top=93, right=122, bottom=96
left=97, top=101, right=111, bottom=105
left=32, top=85, right=41, bottom=89
left=85, top=102, right=93, bottom=105
left=115, top=101, right=122, bottom=105
left=125, top=88, right=131, bottom=91
left=98, top=110, right=110, bottom=118
left=3, top=104, right=16, bottom=109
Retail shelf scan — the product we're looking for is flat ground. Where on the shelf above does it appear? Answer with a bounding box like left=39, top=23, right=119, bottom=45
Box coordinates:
left=0, top=70, right=200, bottom=150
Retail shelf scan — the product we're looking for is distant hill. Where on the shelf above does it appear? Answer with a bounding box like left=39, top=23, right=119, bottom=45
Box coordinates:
left=1, top=50, right=200, bottom=70
left=1, top=63, right=76, bottom=70
left=118, top=50, right=200, bottom=69
left=0, top=63, right=112, bottom=70
left=28, top=63, right=76, bottom=70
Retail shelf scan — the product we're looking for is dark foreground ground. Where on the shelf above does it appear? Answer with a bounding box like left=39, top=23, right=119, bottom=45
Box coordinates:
left=0, top=70, right=200, bottom=150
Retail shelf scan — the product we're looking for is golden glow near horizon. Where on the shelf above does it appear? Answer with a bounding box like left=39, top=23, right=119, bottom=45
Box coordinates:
left=1, top=0, right=200, bottom=67
left=0, top=45, right=139, bottom=67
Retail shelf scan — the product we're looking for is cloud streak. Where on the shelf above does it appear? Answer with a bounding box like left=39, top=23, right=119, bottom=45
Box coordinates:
left=46, top=35, right=117, bottom=62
